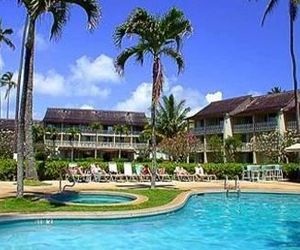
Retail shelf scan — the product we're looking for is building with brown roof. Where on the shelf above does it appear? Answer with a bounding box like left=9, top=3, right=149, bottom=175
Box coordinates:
left=189, top=91, right=298, bottom=163
left=43, top=108, right=148, bottom=161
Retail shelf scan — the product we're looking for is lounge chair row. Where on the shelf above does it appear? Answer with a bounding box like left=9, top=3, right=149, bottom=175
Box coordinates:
left=242, top=164, right=284, bottom=182
left=66, top=162, right=217, bottom=183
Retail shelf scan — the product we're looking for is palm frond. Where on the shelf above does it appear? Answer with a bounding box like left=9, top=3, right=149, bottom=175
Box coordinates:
left=261, top=0, right=279, bottom=26
left=66, top=0, right=101, bottom=29
left=48, top=2, right=70, bottom=39
left=160, top=47, right=184, bottom=74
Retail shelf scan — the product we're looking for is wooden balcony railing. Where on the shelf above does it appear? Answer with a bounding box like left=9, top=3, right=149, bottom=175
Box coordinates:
left=254, top=121, right=277, bottom=132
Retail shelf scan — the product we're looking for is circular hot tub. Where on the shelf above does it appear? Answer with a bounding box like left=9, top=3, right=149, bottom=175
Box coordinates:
left=49, top=191, right=138, bottom=206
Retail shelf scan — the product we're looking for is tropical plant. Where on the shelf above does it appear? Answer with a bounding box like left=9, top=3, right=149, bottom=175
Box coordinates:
left=156, top=94, right=190, bottom=138
left=260, top=0, right=300, bottom=133
left=113, top=124, right=130, bottom=158
left=67, top=127, right=81, bottom=161
left=0, top=72, right=17, bottom=119
left=90, top=122, right=103, bottom=158
left=268, top=86, right=283, bottom=94
left=159, top=131, right=198, bottom=162
left=208, top=135, right=224, bottom=163
left=114, top=7, right=192, bottom=187
left=46, top=127, right=59, bottom=159
left=224, top=135, right=243, bottom=163
left=16, top=0, right=101, bottom=197
left=0, top=19, right=15, bottom=50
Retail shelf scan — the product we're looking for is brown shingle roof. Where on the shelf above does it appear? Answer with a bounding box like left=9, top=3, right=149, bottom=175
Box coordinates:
left=191, top=95, right=251, bottom=119
left=236, top=91, right=294, bottom=116
left=43, top=108, right=147, bottom=126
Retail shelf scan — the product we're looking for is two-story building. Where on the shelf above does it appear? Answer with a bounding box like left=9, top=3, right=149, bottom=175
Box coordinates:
left=43, top=108, right=148, bottom=160
left=189, top=91, right=298, bottom=163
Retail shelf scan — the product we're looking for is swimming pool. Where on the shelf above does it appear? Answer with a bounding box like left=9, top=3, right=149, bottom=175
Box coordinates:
left=49, top=192, right=136, bottom=205
left=1, top=193, right=300, bottom=249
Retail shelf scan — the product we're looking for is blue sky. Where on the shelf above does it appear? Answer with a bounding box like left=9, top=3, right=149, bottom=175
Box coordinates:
left=0, top=0, right=298, bottom=119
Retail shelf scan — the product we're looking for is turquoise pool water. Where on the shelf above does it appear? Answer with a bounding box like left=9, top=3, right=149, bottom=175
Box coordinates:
left=50, top=192, right=135, bottom=204
left=1, top=193, right=300, bottom=249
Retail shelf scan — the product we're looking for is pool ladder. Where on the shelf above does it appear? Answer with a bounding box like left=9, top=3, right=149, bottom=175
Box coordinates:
left=62, top=170, right=76, bottom=192
left=224, top=175, right=241, bottom=197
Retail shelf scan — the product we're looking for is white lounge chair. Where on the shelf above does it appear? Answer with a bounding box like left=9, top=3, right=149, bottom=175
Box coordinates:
left=108, top=162, right=125, bottom=182
left=123, top=162, right=138, bottom=182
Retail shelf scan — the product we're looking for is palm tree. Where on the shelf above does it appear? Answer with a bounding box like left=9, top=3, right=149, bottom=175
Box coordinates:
left=46, top=127, right=59, bottom=158
left=113, top=124, right=129, bottom=158
left=268, top=86, right=283, bottom=94
left=16, top=0, right=101, bottom=197
left=0, top=19, right=15, bottom=50
left=67, top=127, right=81, bottom=162
left=0, top=72, right=17, bottom=119
left=89, top=122, right=103, bottom=159
left=156, top=94, right=191, bottom=138
left=261, top=1, right=300, bottom=133
left=114, top=8, right=192, bottom=187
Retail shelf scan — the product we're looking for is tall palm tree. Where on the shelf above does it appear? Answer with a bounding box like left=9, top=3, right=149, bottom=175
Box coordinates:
left=67, top=127, right=81, bottom=162
left=0, top=19, right=15, bottom=50
left=114, top=8, right=192, bottom=187
left=268, top=86, right=283, bottom=94
left=90, top=122, right=103, bottom=159
left=0, top=72, right=17, bottom=119
left=16, top=0, right=101, bottom=197
left=156, top=94, right=191, bottom=138
left=261, top=0, right=300, bottom=133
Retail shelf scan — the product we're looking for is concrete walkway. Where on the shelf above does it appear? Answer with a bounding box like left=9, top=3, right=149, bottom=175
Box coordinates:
left=1, top=180, right=300, bottom=198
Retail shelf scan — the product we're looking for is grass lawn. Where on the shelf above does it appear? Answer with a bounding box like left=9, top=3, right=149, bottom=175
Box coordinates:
left=23, top=179, right=52, bottom=186
left=0, top=189, right=182, bottom=213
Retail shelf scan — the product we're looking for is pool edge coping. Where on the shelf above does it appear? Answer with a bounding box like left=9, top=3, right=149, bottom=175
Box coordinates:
left=1, top=189, right=300, bottom=222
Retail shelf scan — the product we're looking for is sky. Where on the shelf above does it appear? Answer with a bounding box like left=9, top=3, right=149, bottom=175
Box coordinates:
left=0, top=0, right=298, bottom=119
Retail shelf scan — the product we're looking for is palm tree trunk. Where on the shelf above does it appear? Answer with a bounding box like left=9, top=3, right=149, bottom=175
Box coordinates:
left=6, top=92, right=9, bottom=119
left=0, top=89, right=2, bottom=119
left=150, top=58, right=160, bottom=189
left=17, top=18, right=35, bottom=197
left=15, top=15, right=29, bottom=154
left=289, top=12, right=300, bottom=134
left=24, top=19, right=37, bottom=180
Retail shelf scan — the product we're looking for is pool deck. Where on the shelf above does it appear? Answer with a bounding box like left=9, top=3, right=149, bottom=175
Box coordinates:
left=0, top=180, right=300, bottom=221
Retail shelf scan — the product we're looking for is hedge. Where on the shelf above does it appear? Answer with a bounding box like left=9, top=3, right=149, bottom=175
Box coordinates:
left=0, top=159, right=300, bottom=181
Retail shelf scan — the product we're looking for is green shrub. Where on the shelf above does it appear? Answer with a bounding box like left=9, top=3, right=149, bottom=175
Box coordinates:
left=0, top=159, right=17, bottom=181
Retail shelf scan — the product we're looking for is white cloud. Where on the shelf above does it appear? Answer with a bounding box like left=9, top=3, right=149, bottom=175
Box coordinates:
left=114, top=79, right=221, bottom=117
left=80, top=104, right=95, bottom=110
left=34, top=54, right=118, bottom=98
left=35, top=71, right=65, bottom=96
left=71, top=54, right=121, bottom=83
left=205, top=91, right=223, bottom=103
left=35, top=33, right=48, bottom=51
left=115, top=82, right=152, bottom=112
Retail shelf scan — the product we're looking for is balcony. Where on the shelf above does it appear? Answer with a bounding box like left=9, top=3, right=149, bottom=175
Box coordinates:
left=205, top=125, right=223, bottom=134
left=191, top=127, right=205, bottom=135
left=233, top=123, right=253, bottom=133
left=254, top=121, right=277, bottom=132
left=45, top=140, right=148, bottom=150
left=287, top=121, right=297, bottom=131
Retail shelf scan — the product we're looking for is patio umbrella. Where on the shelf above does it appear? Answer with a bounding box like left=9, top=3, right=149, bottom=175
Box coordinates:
left=285, top=143, right=300, bottom=152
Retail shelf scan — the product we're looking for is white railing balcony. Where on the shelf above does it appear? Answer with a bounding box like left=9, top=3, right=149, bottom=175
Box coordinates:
left=205, top=125, right=224, bottom=134
left=191, top=127, right=205, bottom=135
left=239, top=142, right=252, bottom=151
left=287, top=121, right=297, bottom=130
left=233, top=123, right=253, bottom=133
left=45, top=140, right=148, bottom=150
left=254, top=121, right=277, bottom=132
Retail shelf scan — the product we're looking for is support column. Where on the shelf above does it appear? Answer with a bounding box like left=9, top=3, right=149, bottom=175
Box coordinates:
left=277, top=108, right=286, bottom=135
left=203, top=135, right=208, bottom=163
left=223, top=113, right=233, bottom=140
left=252, top=115, right=257, bottom=164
